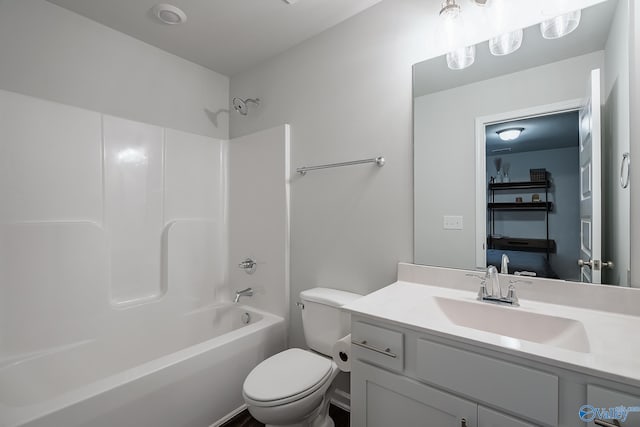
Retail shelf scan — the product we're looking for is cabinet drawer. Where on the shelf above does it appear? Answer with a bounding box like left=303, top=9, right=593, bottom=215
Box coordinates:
left=352, top=321, right=404, bottom=372
left=416, top=339, right=558, bottom=426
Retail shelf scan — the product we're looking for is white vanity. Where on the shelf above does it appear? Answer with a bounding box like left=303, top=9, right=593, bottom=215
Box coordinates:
left=344, top=263, right=640, bottom=427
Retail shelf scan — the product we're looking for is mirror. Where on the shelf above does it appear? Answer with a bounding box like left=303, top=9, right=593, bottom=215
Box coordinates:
left=413, top=0, right=633, bottom=286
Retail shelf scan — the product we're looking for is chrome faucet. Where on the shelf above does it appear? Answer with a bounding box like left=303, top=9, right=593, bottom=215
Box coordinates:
left=475, top=266, right=519, bottom=306
left=234, top=287, right=254, bottom=303
left=501, top=253, right=510, bottom=274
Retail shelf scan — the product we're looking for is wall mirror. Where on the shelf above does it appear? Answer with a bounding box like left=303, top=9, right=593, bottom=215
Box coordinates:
left=413, top=0, right=634, bottom=287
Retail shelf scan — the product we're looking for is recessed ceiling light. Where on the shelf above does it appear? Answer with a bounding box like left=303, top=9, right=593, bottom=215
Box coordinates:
left=151, top=4, right=187, bottom=25
left=497, top=128, right=524, bottom=141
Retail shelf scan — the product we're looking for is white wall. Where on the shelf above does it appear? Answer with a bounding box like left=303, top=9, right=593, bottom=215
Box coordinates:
left=0, top=0, right=229, bottom=139
left=487, top=148, right=581, bottom=281
left=229, top=1, right=429, bottom=352
left=0, top=90, right=226, bottom=359
left=603, top=0, right=631, bottom=286
left=414, top=52, right=604, bottom=270
left=632, top=0, right=640, bottom=288
left=228, top=125, right=291, bottom=320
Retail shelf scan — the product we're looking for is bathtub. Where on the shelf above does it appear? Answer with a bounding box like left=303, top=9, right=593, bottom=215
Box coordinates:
left=0, top=304, right=286, bottom=427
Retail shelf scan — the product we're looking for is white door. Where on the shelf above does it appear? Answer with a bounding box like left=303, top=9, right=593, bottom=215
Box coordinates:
left=578, top=69, right=603, bottom=283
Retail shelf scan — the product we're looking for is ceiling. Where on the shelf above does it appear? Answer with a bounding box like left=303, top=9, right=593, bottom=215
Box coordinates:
left=46, top=0, right=385, bottom=76
left=413, top=0, right=616, bottom=97
left=486, top=111, right=580, bottom=155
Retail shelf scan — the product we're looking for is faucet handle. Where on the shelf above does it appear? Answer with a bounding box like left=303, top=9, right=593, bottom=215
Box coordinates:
left=477, top=283, right=489, bottom=300
left=465, top=272, right=486, bottom=281
left=508, top=278, right=532, bottom=285
left=506, top=285, right=519, bottom=306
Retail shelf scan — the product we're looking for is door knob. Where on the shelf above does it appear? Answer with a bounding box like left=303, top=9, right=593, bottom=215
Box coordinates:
left=578, top=259, right=593, bottom=268
left=602, top=261, right=614, bottom=269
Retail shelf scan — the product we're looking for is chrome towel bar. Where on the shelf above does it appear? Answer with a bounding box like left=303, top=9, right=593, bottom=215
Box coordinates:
left=297, top=156, right=385, bottom=175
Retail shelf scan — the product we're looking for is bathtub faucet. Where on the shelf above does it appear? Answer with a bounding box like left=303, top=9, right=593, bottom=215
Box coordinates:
left=234, top=288, right=254, bottom=303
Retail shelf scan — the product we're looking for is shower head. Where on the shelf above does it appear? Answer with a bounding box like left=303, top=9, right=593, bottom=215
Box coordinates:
left=232, top=97, right=260, bottom=116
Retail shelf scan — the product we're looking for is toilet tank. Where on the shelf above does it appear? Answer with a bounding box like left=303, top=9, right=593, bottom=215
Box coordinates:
left=299, top=288, right=362, bottom=356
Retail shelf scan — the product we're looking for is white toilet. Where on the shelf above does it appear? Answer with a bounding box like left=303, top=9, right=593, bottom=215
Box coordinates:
left=242, top=288, right=361, bottom=427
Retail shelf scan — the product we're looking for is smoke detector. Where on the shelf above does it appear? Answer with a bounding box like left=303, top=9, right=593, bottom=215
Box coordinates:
left=472, top=0, right=490, bottom=6
left=151, top=4, right=187, bottom=25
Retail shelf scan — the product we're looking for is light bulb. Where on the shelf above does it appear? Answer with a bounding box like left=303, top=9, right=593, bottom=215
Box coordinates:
left=540, top=10, right=581, bottom=39
left=489, top=29, right=523, bottom=56
left=446, top=45, right=476, bottom=70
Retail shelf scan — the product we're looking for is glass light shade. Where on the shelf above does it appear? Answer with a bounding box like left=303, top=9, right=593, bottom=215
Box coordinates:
left=540, top=10, right=581, bottom=39
left=489, top=29, right=523, bottom=56
left=446, top=45, right=476, bottom=70
left=497, top=128, right=523, bottom=141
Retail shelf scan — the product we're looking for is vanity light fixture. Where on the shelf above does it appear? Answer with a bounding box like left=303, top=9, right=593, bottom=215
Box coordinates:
left=540, top=9, right=581, bottom=39
left=439, top=0, right=461, bottom=19
left=497, top=128, right=524, bottom=141
left=439, top=0, right=475, bottom=70
left=489, top=28, right=523, bottom=56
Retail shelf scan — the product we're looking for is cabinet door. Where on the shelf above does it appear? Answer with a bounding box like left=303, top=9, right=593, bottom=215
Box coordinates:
left=478, top=406, right=537, bottom=427
left=351, top=360, right=477, bottom=427
left=586, top=385, right=640, bottom=426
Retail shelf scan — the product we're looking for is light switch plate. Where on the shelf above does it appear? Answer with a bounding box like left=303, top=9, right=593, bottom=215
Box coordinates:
left=444, top=216, right=463, bottom=230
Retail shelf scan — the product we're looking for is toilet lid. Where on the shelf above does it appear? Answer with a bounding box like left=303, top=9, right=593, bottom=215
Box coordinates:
left=243, top=348, right=333, bottom=403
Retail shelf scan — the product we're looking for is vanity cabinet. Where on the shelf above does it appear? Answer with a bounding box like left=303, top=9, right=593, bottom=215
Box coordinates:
left=350, top=317, right=640, bottom=427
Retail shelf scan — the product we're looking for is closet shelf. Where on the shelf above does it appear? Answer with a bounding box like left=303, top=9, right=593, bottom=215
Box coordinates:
left=489, top=180, right=550, bottom=190
left=488, top=237, right=557, bottom=253
left=488, top=202, right=553, bottom=211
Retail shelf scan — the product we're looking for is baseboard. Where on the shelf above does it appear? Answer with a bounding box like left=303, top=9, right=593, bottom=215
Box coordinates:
left=331, top=389, right=351, bottom=412
left=210, top=404, right=248, bottom=427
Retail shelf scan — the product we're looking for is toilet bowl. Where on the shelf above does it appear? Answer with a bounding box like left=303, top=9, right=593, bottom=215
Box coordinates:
left=242, top=288, right=361, bottom=427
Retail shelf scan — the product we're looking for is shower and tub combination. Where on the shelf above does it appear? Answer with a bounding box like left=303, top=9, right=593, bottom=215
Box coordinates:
left=0, top=89, right=290, bottom=427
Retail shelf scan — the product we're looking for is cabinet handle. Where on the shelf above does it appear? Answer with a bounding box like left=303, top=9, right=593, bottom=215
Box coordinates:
left=620, top=152, right=630, bottom=189
left=595, top=420, right=621, bottom=427
left=460, top=417, right=468, bottom=427
left=352, top=340, right=398, bottom=358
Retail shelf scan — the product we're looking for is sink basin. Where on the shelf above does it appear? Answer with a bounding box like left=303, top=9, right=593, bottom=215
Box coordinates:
left=434, top=297, right=591, bottom=353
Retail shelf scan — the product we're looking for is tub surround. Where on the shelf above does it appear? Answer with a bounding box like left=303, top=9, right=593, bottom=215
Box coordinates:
left=344, top=263, right=640, bottom=388
left=0, top=89, right=291, bottom=427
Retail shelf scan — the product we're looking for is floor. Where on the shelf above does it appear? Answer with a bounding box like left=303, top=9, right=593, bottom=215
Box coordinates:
left=220, top=405, right=350, bottom=427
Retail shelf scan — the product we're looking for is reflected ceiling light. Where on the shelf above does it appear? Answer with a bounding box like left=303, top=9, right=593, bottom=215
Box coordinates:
left=151, top=4, right=187, bottom=25
left=497, top=128, right=524, bottom=141
left=540, top=10, right=581, bottom=39
left=489, top=29, right=523, bottom=56
left=446, top=45, right=476, bottom=70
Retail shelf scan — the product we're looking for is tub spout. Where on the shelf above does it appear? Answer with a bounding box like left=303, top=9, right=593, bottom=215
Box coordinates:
left=234, top=288, right=254, bottom=303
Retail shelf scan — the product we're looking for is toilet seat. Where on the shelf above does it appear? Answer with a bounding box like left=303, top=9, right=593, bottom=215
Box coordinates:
left=243, top=348, right=334, bottom=408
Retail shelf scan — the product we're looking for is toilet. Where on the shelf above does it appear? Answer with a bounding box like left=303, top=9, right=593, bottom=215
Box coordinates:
left=242, top=288, right=361, bottom=427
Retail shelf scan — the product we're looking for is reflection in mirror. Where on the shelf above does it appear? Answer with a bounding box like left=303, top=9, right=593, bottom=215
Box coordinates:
left=413, top=0, right=633, bottom=287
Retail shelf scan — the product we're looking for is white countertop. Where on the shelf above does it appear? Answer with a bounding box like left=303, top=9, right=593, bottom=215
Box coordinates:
left=344, top=276, right=640, bottom=388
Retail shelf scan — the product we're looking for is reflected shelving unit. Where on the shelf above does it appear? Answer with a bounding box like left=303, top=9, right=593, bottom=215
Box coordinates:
left=487, top=180, right=556, bottom=260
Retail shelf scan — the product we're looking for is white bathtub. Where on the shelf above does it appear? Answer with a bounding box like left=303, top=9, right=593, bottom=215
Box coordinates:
left=0, top=304, right=285, bottom=427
